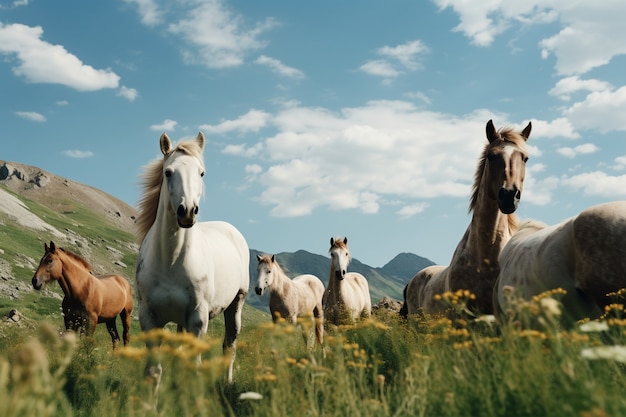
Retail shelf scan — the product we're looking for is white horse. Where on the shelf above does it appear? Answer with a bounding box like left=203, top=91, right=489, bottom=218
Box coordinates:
left=255, top=254, right=325, bottom=346
left=494, top=201, right=626, bottom=326
left=323, top=237, right=371, bottom=325
left=135, top=132, right=249, bottom=384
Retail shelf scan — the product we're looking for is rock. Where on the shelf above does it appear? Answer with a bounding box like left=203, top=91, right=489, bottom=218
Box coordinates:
left=30, top=171, right=50, bottom=187
left=0, top=162, right=27, bottom=181
left=374, top=296, right=403, bottom=313
left=7, top=309, right=20, bottom=322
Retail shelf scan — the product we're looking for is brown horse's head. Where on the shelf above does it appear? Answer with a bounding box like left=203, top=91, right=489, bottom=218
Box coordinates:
left=471, top=120, right=531, bottom=215
left=32, top=241, right=61, bottom=290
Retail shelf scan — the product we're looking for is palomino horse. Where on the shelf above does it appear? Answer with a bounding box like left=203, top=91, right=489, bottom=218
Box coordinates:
left=402, top=120, right=531, bottom=317
left=135, top=132, right=249, bottom=384
left=494, top=201, right=626, bottom=326
left=32, top=241, right=133, bottom=348
left=323, top=237, right=371, bottom=325
left=255, top=254, right=325, bottom=346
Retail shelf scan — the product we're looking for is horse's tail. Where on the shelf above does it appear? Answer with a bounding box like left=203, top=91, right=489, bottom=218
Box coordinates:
left=399, top=284, right=409, bottom=319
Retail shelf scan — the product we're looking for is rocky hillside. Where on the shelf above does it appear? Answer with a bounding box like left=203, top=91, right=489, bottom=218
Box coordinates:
left=0, top=160, right=434, bottom=319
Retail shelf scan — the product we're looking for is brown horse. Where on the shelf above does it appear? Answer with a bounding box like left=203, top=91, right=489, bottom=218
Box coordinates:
left=402, top=119, right=531, bottom=317
left=32, top=241, right=133, bottom=348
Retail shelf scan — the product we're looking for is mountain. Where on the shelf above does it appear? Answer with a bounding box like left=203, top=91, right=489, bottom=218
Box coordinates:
left=0, top=161, right=435, bottom=318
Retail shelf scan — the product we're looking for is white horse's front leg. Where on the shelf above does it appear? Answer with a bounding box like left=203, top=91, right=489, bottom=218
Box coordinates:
left=187, top=303, right=210, bottom=365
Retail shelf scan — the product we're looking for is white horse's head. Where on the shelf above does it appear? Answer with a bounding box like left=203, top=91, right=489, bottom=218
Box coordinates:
left=329, top=236, right=351, bottom=281
left=255, top=254, right=275, bottom=295
left=160, top=132, right=206, bottom=228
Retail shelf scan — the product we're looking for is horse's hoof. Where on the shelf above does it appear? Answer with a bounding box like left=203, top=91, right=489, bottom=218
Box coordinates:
left=144, top=364, right=163, bottom=383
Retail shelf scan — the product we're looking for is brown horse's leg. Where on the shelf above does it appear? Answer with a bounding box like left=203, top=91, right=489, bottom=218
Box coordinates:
left=106, top=318, right=121, bottom=349
left=120, top=308, right=131, bottom=346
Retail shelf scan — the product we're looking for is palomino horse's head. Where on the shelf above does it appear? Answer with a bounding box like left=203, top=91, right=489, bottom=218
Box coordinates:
left=255, top=254, right=275, bottom=296
left=329, top=237, right=352, bottom=281
left=478, top=119, right=531, bottom=214
left=32, top=241, right=62, bottom=290
left=160, top=132, right=206, bottom=228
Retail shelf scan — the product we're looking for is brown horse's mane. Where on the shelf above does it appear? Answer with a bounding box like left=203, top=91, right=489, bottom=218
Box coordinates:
left=135, top=139, right=204, bottom=242
left=469, top=126, right=527, bottom=234
left=58, top=247, right=93, bottom=272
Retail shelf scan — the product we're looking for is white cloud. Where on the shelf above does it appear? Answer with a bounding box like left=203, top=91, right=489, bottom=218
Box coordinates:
left=404, top=91, right=432, bottom=105
left=557, top=143, right=599, bottom=158
left=56, top=100, right=69, bottom=106
left=226, top=102, right=550, bottom=217
left=123, top=0, right=162, bottom=26
left=396, top=203, right=429, bottom=219
left=0, top=23, right=120, bottom=91
left=563, top=86, right=626, bottom=132
left=561, top=171, right=626, bottom=198
left=377, top=40, right=429, bottom=71
left=200, top=109, right=271, bottom=135
left=614, top=155, right=626, bottom=171
left=360, top=39, right=429, bottom=80
left=62, top=149, right=94, bottom=158
left=150, top=119, right=178, bottom=132
left=168, top=0, right=276, bottom=69
left=359, top=60, right=400, bottom=78
left=549, top=76, right=613, bottom=101
left=435, top=1, right=626, bottom=76
left=15, top=111, right=46, bottom=122
left=255, top=55, right=304, bottom=79
left=116, top=86, right=138, bottom=101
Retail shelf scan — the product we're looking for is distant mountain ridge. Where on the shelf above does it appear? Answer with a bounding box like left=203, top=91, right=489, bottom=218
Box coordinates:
left=0, top=160, right=435, bottom=315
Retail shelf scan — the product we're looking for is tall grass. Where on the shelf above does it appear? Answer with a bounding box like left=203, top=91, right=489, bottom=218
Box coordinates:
left=1, top=290, right=626, bottom=417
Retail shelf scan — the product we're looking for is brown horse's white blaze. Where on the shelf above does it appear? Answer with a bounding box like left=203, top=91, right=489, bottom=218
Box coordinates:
left=323, top=237, right=372, bottom=325
left=32, top=241, right=133, bottom=348
left=255, top=254, right=325, bottom=346
left=402, top=119, right=531, bottom=317
left=495, top=201, right=626, bottom=326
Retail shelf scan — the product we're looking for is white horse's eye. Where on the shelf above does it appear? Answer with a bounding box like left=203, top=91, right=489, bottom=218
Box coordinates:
left=200, top=171, right=205, bottom=177
left=165, top=170, right=172, bottom=178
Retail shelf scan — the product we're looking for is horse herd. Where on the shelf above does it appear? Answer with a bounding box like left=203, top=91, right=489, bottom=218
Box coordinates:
left=30, top=120, right=626, bottom=384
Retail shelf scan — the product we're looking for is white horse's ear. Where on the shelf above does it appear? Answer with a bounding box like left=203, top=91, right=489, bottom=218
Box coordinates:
left=343, top=237, right=348, bottom=245
left=256, top=254, right=263, bottom=263
left=160, top=133, right=173, bottom=156
left=330, top=237, right=335, bottom=246
left=271, top=254, right=275, bottom=263
left=486, top=119, right=498, bottom=143
left=196, top=132, right=205, bottom=150
left=521, top=122, right=532, bottom=140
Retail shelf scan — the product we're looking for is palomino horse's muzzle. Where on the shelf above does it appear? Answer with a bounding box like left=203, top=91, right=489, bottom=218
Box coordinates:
left=255, top=287, right=263, bottom=296
left=335, top=270, right=345, bottom=280
left=498, top=187, right=521, bottom=214
left=176, top=204, right=198, bottom=228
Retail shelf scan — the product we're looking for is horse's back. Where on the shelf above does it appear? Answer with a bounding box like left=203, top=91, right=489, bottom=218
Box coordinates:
left=345, top=272, right=372, bottom=313
left=293, top=274, right=325, bottom=299
left=405, top=265, right=447, bottom=315
left=574, top=201, right=626, bottom=306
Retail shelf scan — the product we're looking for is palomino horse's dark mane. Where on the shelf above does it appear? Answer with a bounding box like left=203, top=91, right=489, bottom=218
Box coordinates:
left=469, top=126, right=527, bottom=234
left=135, top=139, right=204, bottom=242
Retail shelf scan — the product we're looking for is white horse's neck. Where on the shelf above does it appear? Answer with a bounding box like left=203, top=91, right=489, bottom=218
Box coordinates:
left=149, top=189, right=194, bottom=266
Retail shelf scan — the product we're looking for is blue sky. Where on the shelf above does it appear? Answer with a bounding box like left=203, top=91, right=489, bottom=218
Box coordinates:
left=1, top=0, right=625, bottom=267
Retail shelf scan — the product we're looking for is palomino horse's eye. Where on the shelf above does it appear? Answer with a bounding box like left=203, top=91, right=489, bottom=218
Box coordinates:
left=523, top=156, right=529, bottom=163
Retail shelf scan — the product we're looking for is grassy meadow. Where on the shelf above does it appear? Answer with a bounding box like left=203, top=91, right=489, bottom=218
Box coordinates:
left=1, top=289, right=626, bottom=417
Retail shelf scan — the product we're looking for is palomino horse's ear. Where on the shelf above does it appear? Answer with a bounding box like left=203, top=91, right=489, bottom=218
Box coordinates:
left=271, top=254, right=275, bottom=263
left=521, top=122, right=532, bottom=140
left=330, top=237, right=335, bottom=246
left=196, top=132, right=205, bottom=150
left=343, top=237, right=348, bottom=245
left=486, top=119, right=498, bottom=143
left=160, top=133, right=173, bottom=156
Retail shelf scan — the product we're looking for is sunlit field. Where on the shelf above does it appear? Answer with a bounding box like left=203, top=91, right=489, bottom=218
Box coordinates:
left=2, top=289, right=626, bottom=417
